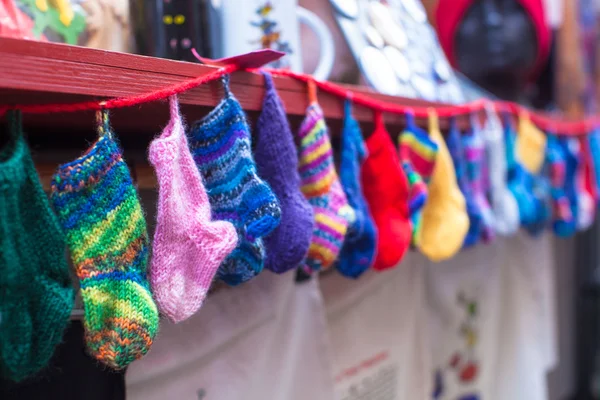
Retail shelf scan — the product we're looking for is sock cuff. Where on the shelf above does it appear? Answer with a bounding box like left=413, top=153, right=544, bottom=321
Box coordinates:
left=399, top=129, right=438, bottom=179
left=51, top=135, right=123, bottom=193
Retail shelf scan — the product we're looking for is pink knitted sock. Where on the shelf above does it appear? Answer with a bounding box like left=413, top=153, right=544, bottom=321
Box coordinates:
left=149, top=96, right=237, bottom=323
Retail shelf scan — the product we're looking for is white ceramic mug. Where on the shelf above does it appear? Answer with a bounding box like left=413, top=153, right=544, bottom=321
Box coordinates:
left=207, top=0, right=334, bottom=80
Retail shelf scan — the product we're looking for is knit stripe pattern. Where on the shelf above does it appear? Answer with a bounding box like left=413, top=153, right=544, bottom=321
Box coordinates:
left=398, top=119, right=438, bottom=246
left=187, top=81, right=281, bottom=286
left=0, top=111, right=74, bottom=382
left=51, top=130, right=158, bottom=370
left=298, top=102, right=352, bottom=272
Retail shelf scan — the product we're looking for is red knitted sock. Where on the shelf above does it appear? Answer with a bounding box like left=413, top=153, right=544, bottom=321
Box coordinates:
left=361, top=113, right=411, bottom=271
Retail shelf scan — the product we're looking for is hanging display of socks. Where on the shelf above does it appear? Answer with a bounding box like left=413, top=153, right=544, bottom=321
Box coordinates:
left=337, top=99, right=377, bottom=279
left=254, top=71, right=314, bottom=274
left=0, top=111, right=74, bottom=382
left=148, top=96, right=238, bottom=323
left=50, top=111, right=158, bottom=370
left=187, top=75, right=281, bottom=286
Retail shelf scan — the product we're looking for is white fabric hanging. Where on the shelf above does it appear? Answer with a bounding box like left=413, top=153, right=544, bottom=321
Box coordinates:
left=126, top=271, right=336, bottom=400
left=321, top=254, right=431, bottom=400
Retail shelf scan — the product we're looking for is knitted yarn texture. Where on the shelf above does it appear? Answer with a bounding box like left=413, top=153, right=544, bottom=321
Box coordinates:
left=187, top=76, right=281, bottom=286
left=337, top=100, right=377, bottom=279
left=254, top=72, right=313, bottom=274
left=50, top=116, right=158, bottom=370
left=298, top=101, right=352, bottom=273
left=149, top=96, right=237, bottom=323
left=0, top=111, right=74, bottom=382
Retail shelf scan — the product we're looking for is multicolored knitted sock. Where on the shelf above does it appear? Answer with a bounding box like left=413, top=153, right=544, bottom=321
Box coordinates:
left=50, top=112, right=158, bottom=370
left=558, top=137, right=580, bottom=235
left=149, top=96, right=237, bottom=323
left=417, top=110, right=469, bottom=262
left=298, top=90, right=353, bottom=273
left=588, top=128, right=600, bottom=204
left=546, top=135, right=575, bottom=237
left=463, top=115, right=495, bottom=242
left=337, top=100, right=377, bottom=279
left=361, top=112, right=412, bottom=270
left=187, top=75, right=281, bottom=285
left=576, top=137, right=596, bottom=231
left=0, top=111, right=74, bottom=382
left=446, top=118, right=482, bottom=248
left=398, top=112, right=438, bottom=246
left=254, top=72, right=314, bottom=274
left=481, top=105, right=520, bottom=236
left=504, top=113, right=537, bottom=227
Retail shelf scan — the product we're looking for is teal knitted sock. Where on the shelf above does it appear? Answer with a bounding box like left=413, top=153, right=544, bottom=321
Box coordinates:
left=0, top=111, right=74, bottom=381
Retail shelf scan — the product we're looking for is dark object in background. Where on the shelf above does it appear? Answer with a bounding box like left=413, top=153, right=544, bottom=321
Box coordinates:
left=0, top=321, right=126, bottom=400
left=435, top=0, right=551, bottom=103
left=130, top=0, right=213, bottom=61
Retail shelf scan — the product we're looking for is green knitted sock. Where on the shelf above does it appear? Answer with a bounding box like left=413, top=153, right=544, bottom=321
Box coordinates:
left=50, top=113, right=158, bottom=370
left=0, top=111, right=74, bottom=382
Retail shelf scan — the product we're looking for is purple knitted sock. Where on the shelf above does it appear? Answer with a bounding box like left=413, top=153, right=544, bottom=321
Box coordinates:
left=254, top=71, right=314, bottom=273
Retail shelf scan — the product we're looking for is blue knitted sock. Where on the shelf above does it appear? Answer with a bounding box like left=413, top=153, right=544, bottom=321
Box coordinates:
left=187, top=75, right=281, bottom=286
left=503, top=113, right=537, bottom=227
left=446, top=118, right=482, bottom=248
left=337, top=100, right=377, bottom=279
left=546, top=134, right=575, bottom=237
left=524, top=164, right=552, bottom=237
left=588, top=128, right=600, bottom=206
left=559, top=137, right=581, bottom=233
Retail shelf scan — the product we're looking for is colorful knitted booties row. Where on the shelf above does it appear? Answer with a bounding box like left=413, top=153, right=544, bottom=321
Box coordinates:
left=463, top=115, right=495, bottom=242
left=297, top=84, right=353, bottom=273
left=254, top=72, right=314, bottom=274
left=417, top=111, right=469, bottom=262
left=0, top=111, right=74, bottom=382
left=398, top=112, right=438, bottom=246
left=187, top=75, right=281, bottom=285
left=446, top=118, right=482, bottom=248
left=149, top=96, right=237, bottom=323
left=50, top=112, right=158, bottom=370
left=481, top=106, right=520, bottom=236
left=337, top=100, right=377, bottom=279
left=361, top=112, right=412, bottom=271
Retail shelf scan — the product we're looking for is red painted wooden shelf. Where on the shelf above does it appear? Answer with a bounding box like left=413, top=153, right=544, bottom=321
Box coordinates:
left=0, top=37, right=470, bottom=135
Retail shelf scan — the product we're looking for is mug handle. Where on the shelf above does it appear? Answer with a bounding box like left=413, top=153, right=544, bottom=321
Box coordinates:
left=296, top=6, right=334, bottom=81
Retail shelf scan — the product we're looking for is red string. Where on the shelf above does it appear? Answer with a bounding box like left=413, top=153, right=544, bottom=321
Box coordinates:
left=1, top=60, right=599, bottom=136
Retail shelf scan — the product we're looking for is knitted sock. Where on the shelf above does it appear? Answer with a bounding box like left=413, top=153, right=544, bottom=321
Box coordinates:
left=398, top=112, right=438, bottom=246
left=0, top=111, right=74, bottom=382
left=504, top=114, right=537, bottom=227
left=588, top=128, right=600, bottom=204
left=546, top=135, right=575, bottom=237
left=298, top=99, right=353, bottom=273
left=187, top=75, right=281, bottom=285
left=576, top=137, right=596, bottom=231
left=524, top=165, right=552, bottom=237
left=446, top=118, right=482, bottom=248
left=254, top=72, right=313, bottom=274
left=463, top=115, right=495, bottom=242
left=337, top=100, right=377, bottom=279
left=417, top=111, right=469, bottom=262
left=481, top=106, right=520, bottom=236
left=148, top=96, right=237, bottom=323
left=50, top=113, right=158, bottom=370
left=558, top=137, right=580, bottom=235
left=361, top=112, right=411, bottom=270
left=516, top=112, right=547, bottom=174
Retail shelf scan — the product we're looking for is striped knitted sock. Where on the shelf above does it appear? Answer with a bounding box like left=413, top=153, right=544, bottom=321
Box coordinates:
left=337, top=100, right=377, bottom=279
left=50, top=114, right=158, bottom=370
left=149, top=97, right=237, bottom=323
left=462, top=116, right=495, bottom=243
left=0, top=111, right=74, bottom=382
left=398, top=112, right=438, bottom=246
left=546, top=135, right=575, bottom=237
left=187, top=75, right=281, bottom=286
left=298, top=101, right=353, bottom=273
left=446, top=118, right=482, bottom=248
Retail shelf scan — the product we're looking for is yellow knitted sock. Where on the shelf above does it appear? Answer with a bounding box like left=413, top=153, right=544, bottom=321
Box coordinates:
left=516, top=112, right=547, bottom=174
left=417, top=111, right=470, bottom=262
